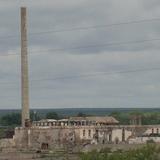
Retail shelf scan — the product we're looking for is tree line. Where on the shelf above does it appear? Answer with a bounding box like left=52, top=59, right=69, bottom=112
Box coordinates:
left=0, top=111, right=60, bottom=127
left=0, top=111, right=160, bottom=127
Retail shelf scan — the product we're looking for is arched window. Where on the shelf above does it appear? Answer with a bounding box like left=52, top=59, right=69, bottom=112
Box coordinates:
left=157, top=128, right=159, bottom=134
left=88, top=130, right=91, bottom=137
left=83, top=130, right=85, bottom=137
left=122, top=128, right=125, bottom=142
left=152, top=128, right=154, bottom=134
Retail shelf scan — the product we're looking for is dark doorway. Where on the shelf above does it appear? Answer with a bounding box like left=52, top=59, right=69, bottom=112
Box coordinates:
left=41, top=143, right=49, bottom=150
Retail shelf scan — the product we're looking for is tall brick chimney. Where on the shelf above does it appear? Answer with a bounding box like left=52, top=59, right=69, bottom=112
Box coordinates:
left=21, top=7, right=30, bottom=127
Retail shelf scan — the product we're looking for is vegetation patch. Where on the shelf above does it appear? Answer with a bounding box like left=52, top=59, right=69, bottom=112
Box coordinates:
left=80, top=144, right=160, bottom=160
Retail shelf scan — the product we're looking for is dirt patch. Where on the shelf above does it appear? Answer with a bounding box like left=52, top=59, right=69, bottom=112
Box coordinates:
left=0, top=152, right=80, bottom=160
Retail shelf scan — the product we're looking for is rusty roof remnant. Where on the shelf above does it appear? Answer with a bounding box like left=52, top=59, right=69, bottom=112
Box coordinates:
left=69, top=116, right=119, bottom=124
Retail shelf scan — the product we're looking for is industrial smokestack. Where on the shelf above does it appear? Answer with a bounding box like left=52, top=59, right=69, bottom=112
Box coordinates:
left=21, top=7, right=30, bottom=127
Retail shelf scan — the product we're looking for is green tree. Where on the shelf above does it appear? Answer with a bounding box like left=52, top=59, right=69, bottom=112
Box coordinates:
left=109, top=112, right=130, bottom=125
left=30, top=111, right=41, bottom=121
left=0, top=113, right=21, bottom=126
left=45, top=112, right=59, bottom=120
left=77, top=112, right=86, bottom=117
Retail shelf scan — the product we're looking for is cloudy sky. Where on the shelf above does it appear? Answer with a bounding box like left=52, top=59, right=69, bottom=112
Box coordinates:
left=0, top=0, right=160, bottom=109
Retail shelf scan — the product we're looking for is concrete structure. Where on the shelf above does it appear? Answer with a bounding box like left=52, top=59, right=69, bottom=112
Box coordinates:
left=13, top=116, right=121, bottom=150
left=33, top=116, right=119, bottom=127
left=11, top=116, right=160, bottom=150
left=21, top=7, right=30, bottom=127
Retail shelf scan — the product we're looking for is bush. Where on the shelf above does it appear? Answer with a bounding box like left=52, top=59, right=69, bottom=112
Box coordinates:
left=146, top=139, right=155, bottom=144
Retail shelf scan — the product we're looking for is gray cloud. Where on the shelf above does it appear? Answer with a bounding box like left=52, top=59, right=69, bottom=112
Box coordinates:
left=0, top=0, right=160, bottom=109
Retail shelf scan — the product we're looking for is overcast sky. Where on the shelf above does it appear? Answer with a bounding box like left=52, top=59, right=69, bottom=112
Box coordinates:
left=0, top=0, right=160, bottom=109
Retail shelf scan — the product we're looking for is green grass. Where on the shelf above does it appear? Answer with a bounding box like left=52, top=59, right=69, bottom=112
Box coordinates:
left=80, top=144, right=160, bottom=160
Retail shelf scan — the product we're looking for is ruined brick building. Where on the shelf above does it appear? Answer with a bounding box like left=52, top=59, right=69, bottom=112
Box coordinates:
left=12, top=116, right=160, bottom=150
